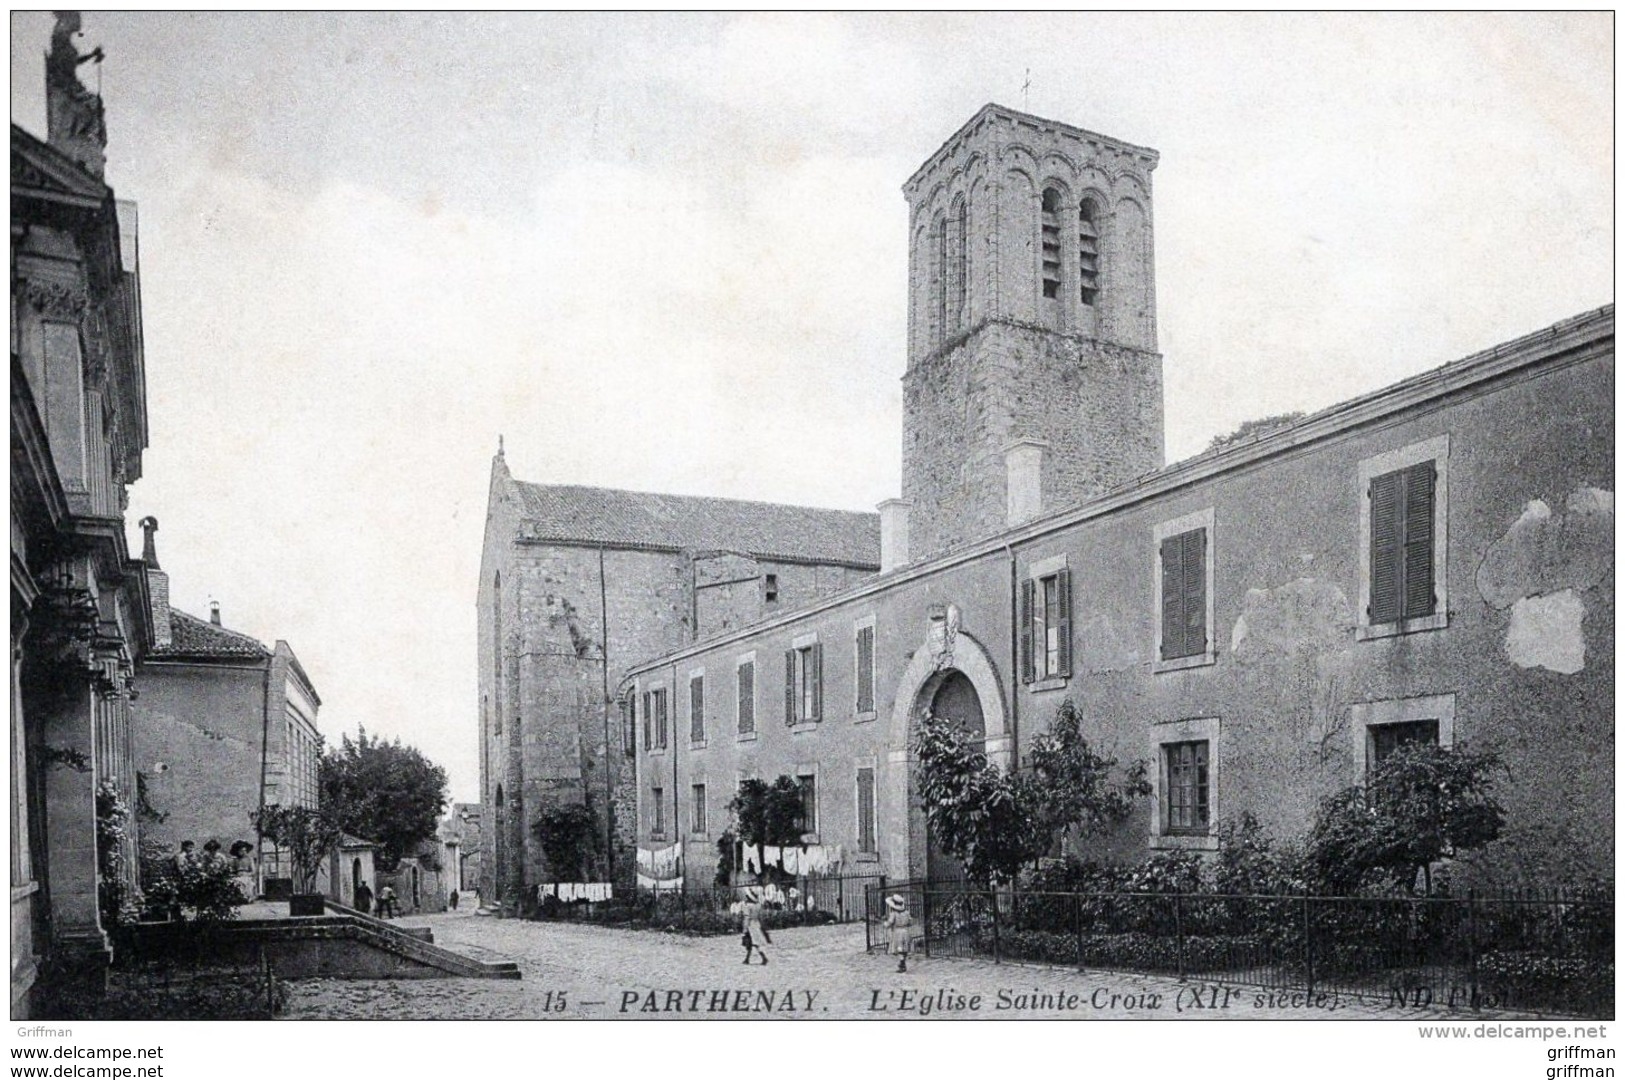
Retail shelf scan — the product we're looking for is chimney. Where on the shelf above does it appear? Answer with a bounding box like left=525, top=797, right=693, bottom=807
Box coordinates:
left=138, top=516, right=171, bottom=649
left=209, top=600, right=221, bottom=626
left=1003, top=438, right=1048, bottom=526
left=45, top=12, right=108, bottom=179
left=878, top=498, right=911, bottom=573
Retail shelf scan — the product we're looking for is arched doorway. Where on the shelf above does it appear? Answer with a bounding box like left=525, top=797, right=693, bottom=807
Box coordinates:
left=923, top=670, right=985, bottom=883
left=351, top=857, right=362, bottom=898
left=881, top=625, right=1011, bottom=884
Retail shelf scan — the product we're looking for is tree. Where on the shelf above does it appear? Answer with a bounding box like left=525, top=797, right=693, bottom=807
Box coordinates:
left=912, top=711, right=1040, bottom=885
left=1026, top=700, right=1151, bottom=849
left=911, top=701, right=1151, bottom=886
left=532, top=802, right=599, bottom=882
left=1206, top=411, right=1306, bottom=453
left=318, top=727, right=449, bottom=872
left=252, top=804, right=343, bottom=894
left=1306, top=742, right=1507, bottom=895
left=727, top=777, right=805, bottom=880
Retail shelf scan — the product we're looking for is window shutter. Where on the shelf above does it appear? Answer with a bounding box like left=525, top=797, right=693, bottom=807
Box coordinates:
left=641, top=692, right=650, bottom=751
left=785, top=649, right=796, bottom=724
left=1402, top=462, right=1436, bottom=618
left=1369, top=470, right=1402, bottom=623
left=811, top=642, right=823, bottom=721
left=691, top=677, right=704, bottom=743
left=1019, top=578, right=1036, bottom=683
left=1160, top=536, right=1183, bottom=659
left=856, top=627, right=874, bottom=713
left=1055, top=568, right=1073, bottom=677
left=737, top=662, right=755, bottom=734
left=1183, top=529, right=1206, bottom=655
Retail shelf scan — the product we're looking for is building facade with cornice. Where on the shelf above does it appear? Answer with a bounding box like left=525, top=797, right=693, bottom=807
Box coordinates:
left=10, top=14, right=150, bottom=1016
left=617, top=104, right=1614, bottom=891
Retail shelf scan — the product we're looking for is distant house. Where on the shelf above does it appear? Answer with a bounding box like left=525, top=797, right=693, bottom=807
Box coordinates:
left=131, top=518, right=323, bottom=895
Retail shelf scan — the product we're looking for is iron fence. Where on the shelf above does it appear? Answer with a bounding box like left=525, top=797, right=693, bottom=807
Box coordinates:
left=865, top=882, right=1612, bottom=1018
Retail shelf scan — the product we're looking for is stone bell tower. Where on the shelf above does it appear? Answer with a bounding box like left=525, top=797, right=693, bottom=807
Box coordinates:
left=898, top=104, right=1165, bottom=561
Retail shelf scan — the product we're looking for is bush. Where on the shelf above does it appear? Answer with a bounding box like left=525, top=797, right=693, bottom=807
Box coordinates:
left=1478, top=951, right=1613, bottom=1016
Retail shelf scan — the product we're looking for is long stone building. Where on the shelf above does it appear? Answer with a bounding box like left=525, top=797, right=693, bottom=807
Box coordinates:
left=476, top=452, right=879, bottom=913
left=616, top=104, right=1613, bottom=890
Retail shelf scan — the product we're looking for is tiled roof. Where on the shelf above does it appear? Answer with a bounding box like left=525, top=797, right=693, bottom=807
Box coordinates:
left=512, top=482, right=881, bottom=568
left=151, top=609, right=270, bottom=660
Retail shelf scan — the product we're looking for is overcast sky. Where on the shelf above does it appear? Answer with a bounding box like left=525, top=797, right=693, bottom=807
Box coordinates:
left=10, top=12, right=1612, bottom=805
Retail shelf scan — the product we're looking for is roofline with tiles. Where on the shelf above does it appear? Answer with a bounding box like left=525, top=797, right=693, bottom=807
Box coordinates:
left=623, top=303, right=1613, bottom=680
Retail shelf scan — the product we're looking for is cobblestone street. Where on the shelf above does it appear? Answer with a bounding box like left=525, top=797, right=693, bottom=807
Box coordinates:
left=282, top=911, right=1476, bottom=1021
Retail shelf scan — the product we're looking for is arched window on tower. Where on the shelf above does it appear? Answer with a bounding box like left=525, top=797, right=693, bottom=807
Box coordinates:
left=1040, top=188, right=1063, bottom=300
left=1078, top=197, right=1101, bottom=307
left=932, top=211, right=949, bottom=342
left=951, top=198, right=968, bottom=325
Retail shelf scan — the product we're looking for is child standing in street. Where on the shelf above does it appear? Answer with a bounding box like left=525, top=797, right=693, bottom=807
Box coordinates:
left=883, top=894, right=913, bottom=973
left=739, top=886, right=770, bottom=965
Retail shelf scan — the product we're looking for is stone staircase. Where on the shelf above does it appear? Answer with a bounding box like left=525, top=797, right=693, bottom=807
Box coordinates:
left=120, top=907, right=521, bottom=981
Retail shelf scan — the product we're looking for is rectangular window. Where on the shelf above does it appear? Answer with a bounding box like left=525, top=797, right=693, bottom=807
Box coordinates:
left=653, top=688, right=668, bottom=749
left=1020, top=568, right=1072, bottom=683
left=691, top=784, right=707, bottom=836
left=621, top=696, right=635, bottom=755
left=641, top=691, right=651, bottom=750
left=796, top=773, right=817, bottom=835
left=689, top=675, right=705, bottom=744
left=785, top=643, right=823, bottom=724
left=1160, top=528, right=1207, bottom=661
left=1163, top=741, right=1210, bottom=835
left=1369, top=462, right=1436, bottom=625
left=652, top=786, right=665, bottom=836
left=737, top=661, right=756, bottom=735
left=855, top=624, right=875, bottom=714
left=856, top=767, right=876, bottom=855
left=764, top=573, right=779, bottom=603
left=1369, top=720, right=1440, bottom=767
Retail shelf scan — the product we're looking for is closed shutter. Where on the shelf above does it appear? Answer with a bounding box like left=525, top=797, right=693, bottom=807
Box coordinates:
left=1369, top=470, right=1403, bottom=623
left=738, top=662, right=755, bottom=734
left=641, top=691, right=650, bottom=751
left=1019, top=578, right=1036, bottom=683
left=856, top=627, right=874, bottom=713
left=690, top=677, right=704, bottom=743
left=785, top=649, right=796, bottom=724
left=1055, top=568, right=1073, bottom=677
left=811, top=642, right=823, bottom=721
left=1182, top=529, right=1206, bottom=656
left=856, top=768, right=876, bottom=854
left=1402, top=462, right=1436, bottom=618
left=1160, top=536, right=1184, bottom=659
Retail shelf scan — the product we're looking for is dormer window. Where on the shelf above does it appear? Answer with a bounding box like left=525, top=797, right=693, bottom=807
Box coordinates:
left=1079, top=198, right=1101, bottom=307
left=1040, top=188, right=1062, bottom=299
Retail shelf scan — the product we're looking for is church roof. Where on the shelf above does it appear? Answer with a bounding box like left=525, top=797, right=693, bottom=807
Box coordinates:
left=150, top=608, right=272, bottom=660
left=512, top=481, right=881, bottom=568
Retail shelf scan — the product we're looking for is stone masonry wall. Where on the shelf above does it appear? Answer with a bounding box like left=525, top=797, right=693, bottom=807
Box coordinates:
left=903, top=318, right=1163, bottom=560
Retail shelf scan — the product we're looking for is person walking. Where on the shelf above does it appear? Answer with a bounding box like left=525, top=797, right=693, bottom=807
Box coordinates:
left=354, top=879, right=373, bottom=916
left=739, top=886, right=770, bottom=965
left=447, top=888, right=459, bottom=911
left=378, top=884, right=398, bottom=918
left=883, top=894, right=913, bottom=973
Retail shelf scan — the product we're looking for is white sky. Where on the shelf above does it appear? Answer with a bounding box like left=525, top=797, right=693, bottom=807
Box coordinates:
left=10, top=12, right=1613, bottom=806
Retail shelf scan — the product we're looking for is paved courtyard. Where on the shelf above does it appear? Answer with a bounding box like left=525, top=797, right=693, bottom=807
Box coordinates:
left=281, top=910, right=1480, bottom=1021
